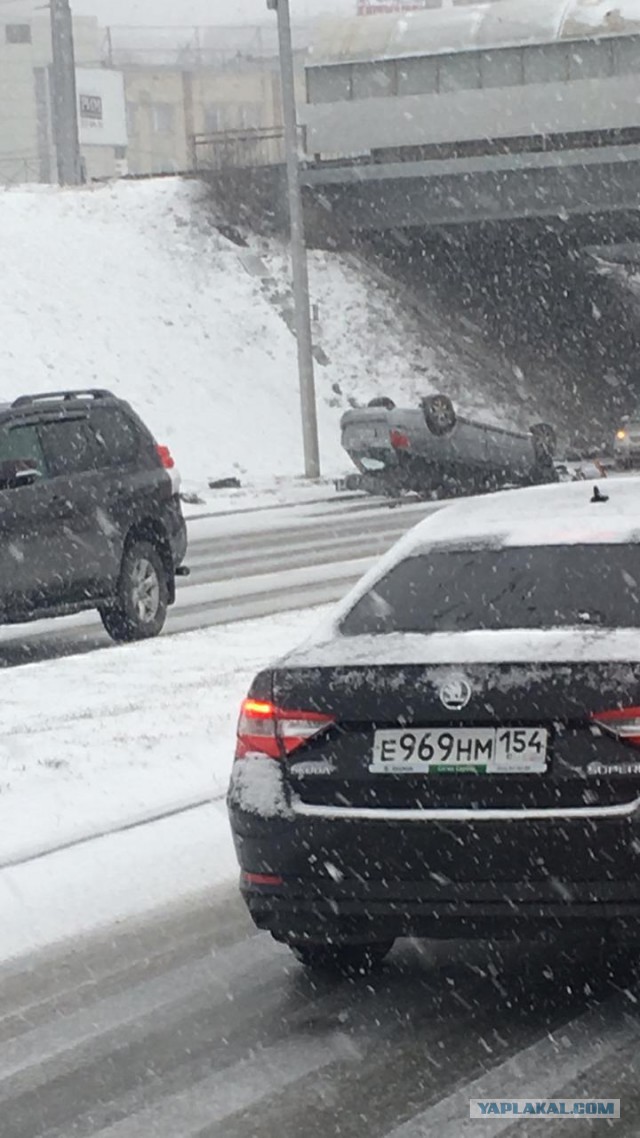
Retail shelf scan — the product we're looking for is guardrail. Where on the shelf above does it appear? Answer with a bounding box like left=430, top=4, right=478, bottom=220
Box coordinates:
left=192, top=126, right=306, bottom=171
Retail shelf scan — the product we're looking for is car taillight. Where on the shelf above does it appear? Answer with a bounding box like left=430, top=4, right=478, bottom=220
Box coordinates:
left=235, top=698, right=335, bottom=760
left=591, top=706, right=640, bottom=747
left=157, top=444, right=175, bottom=469
left=390, top=428, right=410, bottom=450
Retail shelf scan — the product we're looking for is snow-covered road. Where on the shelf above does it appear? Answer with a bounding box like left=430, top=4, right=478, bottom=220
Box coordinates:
left=3, top=888, right=640, bottom=1138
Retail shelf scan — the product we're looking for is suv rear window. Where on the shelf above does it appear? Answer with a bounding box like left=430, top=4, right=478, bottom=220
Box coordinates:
left=90, top=407, right=145, bottom=468
left=340, top=545, right=640, bottom=635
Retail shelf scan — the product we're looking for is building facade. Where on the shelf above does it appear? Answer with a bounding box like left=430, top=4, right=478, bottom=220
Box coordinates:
left=0, top=11, right=128, bottom=185
left=0, top=17, right=306, bottom=185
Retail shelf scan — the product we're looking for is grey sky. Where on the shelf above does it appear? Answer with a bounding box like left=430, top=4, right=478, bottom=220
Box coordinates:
left=67, top=0, right=353, bottom=27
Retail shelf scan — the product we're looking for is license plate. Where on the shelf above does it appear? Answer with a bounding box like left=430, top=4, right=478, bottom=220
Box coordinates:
left=349, top=428, right=382, bottom=446
left=370, top=727, right=548, bottom=775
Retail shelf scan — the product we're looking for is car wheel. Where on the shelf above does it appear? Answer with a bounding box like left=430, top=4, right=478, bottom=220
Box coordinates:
left=100, top=540, right=169, bottom=642
left=289, top=941, right=395, bottom=974
left=368, top=396, right=396, bottom=410
left=530, top=422, right=557, bottom=464
left=421, top=394, right=456, bottom=437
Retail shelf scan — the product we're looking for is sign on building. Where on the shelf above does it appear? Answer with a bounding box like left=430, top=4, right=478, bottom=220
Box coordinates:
left=76, top=69, right=127, bottom=148
left=79, top=94, right=103, bottom=124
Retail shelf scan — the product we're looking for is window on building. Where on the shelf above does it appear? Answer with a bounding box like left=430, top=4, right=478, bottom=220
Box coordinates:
left=397, top=57, right=438, bottom=97
left=523, top=42, right=569, bottom=85
left=152, top=103, right=175, bottom=134
left=439, top=52, right=482, bottom=93
left=479, top=48, right=524, bottom=90
left=204, top=106, right=222, bottom=134
left=5, top=24, right=32, bottom=45
left=307, top=65, right=353, bottom=104
left=237, top=104, right=263, bottom=130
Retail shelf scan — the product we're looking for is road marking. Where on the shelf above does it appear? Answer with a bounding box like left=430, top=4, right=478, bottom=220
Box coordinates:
left=0, top=934, right=281, bottom=1094
left=90, top=1032, right=361, bottom=1137
left=385, top=995, right=640, bottom=1137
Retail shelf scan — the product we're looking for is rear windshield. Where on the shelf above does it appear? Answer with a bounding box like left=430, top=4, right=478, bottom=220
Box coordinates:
left=340, top=545, right=640, bottom=636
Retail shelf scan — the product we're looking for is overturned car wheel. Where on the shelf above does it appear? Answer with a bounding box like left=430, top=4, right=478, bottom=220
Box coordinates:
left=368, top=396, right=396, bottom=410
left=422, top=394, right=457, bottom=437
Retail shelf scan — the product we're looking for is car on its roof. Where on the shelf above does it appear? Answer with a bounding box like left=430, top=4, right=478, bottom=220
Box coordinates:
left=340, top=393, right=558, bottom=496
left=0, top=388, right=187, bottom=640
left=228, top=477, right=640, bottom=973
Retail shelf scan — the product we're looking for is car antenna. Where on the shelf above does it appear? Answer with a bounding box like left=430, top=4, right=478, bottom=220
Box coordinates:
left=591, top=485, right=609, bottom=504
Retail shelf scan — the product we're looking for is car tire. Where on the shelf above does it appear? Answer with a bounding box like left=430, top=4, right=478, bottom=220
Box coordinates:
left=368, top=396, right=396, bottom=410
left=421, top=394, right=457, bottom=437
left=530, top=422, right=557, bottom=464
left=100, top=540, right=169, bottom=642
left=289, top=941, right=395, bottom=975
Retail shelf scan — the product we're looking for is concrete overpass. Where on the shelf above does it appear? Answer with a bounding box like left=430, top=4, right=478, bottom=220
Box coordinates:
left=301, top=143, right=640, bottom=231
left=299, top=0, right=640, bottom=233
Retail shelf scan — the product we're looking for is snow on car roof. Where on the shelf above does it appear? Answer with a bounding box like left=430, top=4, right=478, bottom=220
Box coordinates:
left=406, top=476, right=640, bottom=552
left=291, top=477, right=640, bottom=653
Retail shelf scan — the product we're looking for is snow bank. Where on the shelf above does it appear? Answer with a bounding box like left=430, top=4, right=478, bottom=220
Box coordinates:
left=0, top=605, right=328, bottom=866
left=0, top=605, right=337, bottom=962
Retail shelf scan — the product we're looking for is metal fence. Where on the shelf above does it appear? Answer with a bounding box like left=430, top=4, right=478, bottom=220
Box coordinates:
left=102, top=23, right=312, bottom=69
left=192, top=127, right=289, bottom=171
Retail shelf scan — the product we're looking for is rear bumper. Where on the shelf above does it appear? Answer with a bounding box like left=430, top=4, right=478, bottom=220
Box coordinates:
left=242, top=878, right=640, bottom=943
left=229, top=788, right=640, bottom=943
left=163, top=496, right=188, bottom=569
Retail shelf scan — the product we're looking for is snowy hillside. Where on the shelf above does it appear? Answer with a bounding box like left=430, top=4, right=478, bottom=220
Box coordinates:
left=0, top=176, right=532, bottom=489
left=0, top=177, right=478, bottom=487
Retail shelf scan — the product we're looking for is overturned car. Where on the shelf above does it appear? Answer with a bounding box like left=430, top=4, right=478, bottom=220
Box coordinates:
left=341, top=394, right=557, bottom=496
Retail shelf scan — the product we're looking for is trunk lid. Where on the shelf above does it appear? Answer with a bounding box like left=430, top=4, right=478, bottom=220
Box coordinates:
left=274, top=656, right=640, bottom=813
left=341, top=409, right=393, bottom=458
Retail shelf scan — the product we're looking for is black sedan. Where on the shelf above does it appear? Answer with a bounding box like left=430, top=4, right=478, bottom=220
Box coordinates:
left=228, top=477, right=640, bottom=972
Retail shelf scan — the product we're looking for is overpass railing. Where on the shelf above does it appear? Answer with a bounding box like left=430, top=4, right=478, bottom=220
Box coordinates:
left=193, top=127, right=303, bottom=171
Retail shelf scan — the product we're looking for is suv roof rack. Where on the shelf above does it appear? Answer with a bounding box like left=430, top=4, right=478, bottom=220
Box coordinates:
left=12, top=389, right=114, bottom=409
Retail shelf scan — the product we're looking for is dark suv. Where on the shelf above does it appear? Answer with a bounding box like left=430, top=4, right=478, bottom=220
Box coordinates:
left=0, top=389, right=187, bottom=641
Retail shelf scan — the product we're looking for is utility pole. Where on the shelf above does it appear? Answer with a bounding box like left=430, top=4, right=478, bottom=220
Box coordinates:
left=267, top=0, right=321, bottom=479
left=50, top=0, right=82, bottom=185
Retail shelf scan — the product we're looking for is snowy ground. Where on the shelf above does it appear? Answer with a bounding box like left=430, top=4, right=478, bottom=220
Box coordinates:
left=0, top=606, right=328, bottom=864
left=0, top=606, right=329, bottom=962
left=180, top=476, right=356, bottom=519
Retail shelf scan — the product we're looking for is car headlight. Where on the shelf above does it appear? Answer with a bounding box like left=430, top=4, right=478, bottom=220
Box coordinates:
left=616, top=429, right=628, bottom=441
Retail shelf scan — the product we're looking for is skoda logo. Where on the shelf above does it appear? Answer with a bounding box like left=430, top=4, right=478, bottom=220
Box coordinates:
left=439, top=677, right=472, bottom=711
